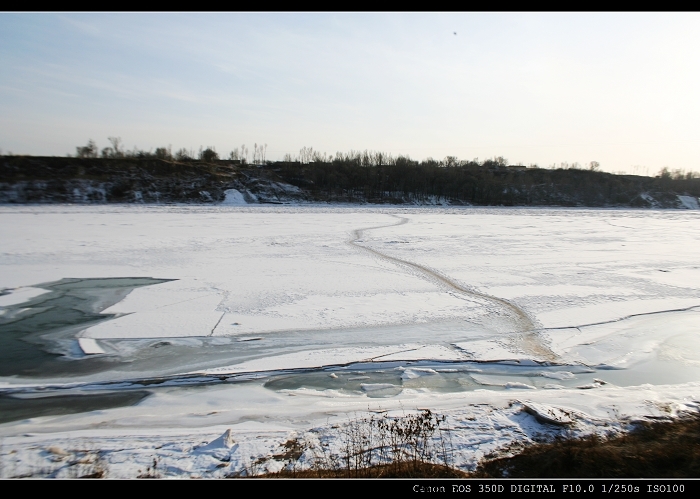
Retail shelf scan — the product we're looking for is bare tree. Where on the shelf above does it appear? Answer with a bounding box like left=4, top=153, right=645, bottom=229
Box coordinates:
left=155, top=147, right=172, bottom=160
left=76, top=140, right=98, bottom=158
left=299, top=146, right=315, bottom=164
left=175, top=148, right=192, bottom=161
left=444, top=156, right=458, bottom=167
left=108, top=137, right=123, bottom=158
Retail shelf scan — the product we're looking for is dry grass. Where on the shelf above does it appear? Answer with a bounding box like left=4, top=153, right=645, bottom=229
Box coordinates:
left=264, top=461, right=468, bottom=478
left=256, top=409, right=462, bottom=478
left=136, top=458, right=161, bottom=479
left=474, top=414, right=700, bottom=478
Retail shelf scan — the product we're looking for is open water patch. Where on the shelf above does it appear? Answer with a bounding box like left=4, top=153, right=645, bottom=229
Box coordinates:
left=0, top=277, right=173, bottom=377
left=0, top=390, right=151, bottom=424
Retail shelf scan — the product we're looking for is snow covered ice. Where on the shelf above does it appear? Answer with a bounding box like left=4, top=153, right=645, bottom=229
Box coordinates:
left=0, top=205, right=699, bottom=477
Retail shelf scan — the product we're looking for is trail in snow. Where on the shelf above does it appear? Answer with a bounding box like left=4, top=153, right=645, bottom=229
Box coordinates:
left=348, top=215, right=557, bottom=361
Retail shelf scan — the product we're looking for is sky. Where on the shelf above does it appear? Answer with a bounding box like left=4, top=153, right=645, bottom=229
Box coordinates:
left=1, top=12, right=700, bottom=175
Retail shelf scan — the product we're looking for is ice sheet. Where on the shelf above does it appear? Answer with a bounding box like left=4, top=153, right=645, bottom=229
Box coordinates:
left=1, top=205, right=699, bottom=477
left=0, top=286, right=50, bottom=307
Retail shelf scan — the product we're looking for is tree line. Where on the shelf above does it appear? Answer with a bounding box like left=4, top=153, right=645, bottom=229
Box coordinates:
left=66, top=139, right=700, bottom=207
left=74, top=138, right=269, bottom=164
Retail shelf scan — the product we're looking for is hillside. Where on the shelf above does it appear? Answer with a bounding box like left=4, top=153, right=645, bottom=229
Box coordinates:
left=1, top=156, right=698, bottom=208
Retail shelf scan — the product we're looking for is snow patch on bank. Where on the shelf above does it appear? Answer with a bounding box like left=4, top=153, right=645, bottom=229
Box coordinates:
left=678, top=195, right=700, bottom=210
left=221, top=189, right=249, bottom=205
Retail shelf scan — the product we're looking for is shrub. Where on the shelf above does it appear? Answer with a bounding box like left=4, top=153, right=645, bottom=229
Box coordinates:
left=199, top=146, right=219, bottom=162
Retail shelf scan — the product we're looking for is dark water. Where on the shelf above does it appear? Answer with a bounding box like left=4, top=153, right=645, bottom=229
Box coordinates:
left=0, top=390, right=151, bottom=424
left=0, top=277, right=173, bottom=377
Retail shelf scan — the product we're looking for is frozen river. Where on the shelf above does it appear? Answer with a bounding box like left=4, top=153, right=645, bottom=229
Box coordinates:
left=1, top=205, right=699, bottom=477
